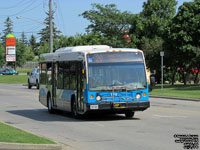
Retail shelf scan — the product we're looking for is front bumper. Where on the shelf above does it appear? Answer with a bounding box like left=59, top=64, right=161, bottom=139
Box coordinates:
left=86, top=101, right=150, bottom=113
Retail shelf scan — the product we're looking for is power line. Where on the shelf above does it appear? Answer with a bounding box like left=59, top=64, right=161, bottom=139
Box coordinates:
left=0, top=1, right=42, bottom=18
left=13, top=31, right=40, bottom=33
left=57, top=0, right=67, bottom=35
left=0, top=0, right=31, bottom=9
left=28, top=24, right=43, bottom=32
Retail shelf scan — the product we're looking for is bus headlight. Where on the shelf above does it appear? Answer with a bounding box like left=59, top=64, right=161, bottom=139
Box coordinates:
left=96, top=95, right=101, bottom=101
left=136, top=94, right=141, bottom=100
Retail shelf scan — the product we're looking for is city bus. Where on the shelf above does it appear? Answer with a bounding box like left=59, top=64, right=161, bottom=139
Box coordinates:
left=39, top=45, right=150, bottom=118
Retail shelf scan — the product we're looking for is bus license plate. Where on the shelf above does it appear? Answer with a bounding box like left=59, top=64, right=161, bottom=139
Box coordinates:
left=90, top=105, right=98, bottom=110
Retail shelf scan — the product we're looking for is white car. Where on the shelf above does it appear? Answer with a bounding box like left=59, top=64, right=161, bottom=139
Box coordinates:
left=27, top=68, right=40, bottom=89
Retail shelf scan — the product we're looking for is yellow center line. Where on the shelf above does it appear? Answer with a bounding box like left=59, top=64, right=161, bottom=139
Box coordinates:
left=0, top=89, right=38, bottom=96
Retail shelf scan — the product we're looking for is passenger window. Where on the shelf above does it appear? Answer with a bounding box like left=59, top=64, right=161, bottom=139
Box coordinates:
left=47, top=63, right=52, bottom=85
left=40, top=63, right=47, bottom=84
left=63, top=62, right=70, bottom=89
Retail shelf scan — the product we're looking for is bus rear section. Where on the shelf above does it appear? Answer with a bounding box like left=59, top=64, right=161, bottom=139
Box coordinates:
left=84, top=50, right=150, bottom=118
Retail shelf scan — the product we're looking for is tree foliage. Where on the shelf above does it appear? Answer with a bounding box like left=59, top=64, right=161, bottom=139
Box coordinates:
left=20, top=31, right=28, bottom=45
left=29, top=34, right=38, bottom=56
left=164, top=0, right=200, bottom=85
left=81, top=3, right=134, bottom=47
left=38, top=11, right=61, bottom=44
left=1, top=17, right=13, bottom=45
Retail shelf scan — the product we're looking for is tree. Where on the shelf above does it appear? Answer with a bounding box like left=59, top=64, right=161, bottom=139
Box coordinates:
left=129, top=0, right=177, bottom=83
left=38, top=42, right=50, bottom=56
left=0, top=45, right=5, bottom=66
left=81, top=3, right=134, bottom=47
left=15, top=39, right=27, bottom=67
left=20, top=31, right=28, bottom=45
left=29, top=34, right=38, bottom=56
left=38, top=11, right=61, bottom=45
left=165, top=0, right=200, bottom=85
left=1, top=17, right=13, bottom=45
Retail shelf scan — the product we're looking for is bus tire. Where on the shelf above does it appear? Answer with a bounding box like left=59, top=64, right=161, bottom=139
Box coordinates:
left=36, top=80, right=39, bottom=89
left=47, top=95, right=54, bottom=114
left=125, top=111, right=135, bottom=118
left=71, top=99, right=79, bottom=118
left=28, top=80, right=32, bottom=89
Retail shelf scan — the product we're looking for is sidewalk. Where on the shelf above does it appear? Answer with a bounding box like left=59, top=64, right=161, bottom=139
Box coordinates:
left=0, top=142, right=62, bottom=150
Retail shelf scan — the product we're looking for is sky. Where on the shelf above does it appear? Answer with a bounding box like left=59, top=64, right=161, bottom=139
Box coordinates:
left=0, top=0, right=193, bottom=41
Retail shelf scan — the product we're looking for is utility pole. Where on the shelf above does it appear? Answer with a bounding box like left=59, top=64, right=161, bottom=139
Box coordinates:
left=49, top=0, right=53, bottom=53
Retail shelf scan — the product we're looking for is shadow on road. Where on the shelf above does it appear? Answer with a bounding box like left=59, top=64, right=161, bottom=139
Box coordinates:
left=7, top=109, right=140, bottom=122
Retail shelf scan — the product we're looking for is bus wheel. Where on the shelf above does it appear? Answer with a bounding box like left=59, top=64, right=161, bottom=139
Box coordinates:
left=72, top=100, right=79, bottom=118
left=36, top=81, right=39, bottom=89
left=47, top=96, right=54, bottom=114
left=125, top=111, right=135, bottom=118
left=28, top=80, right=32, bottom=89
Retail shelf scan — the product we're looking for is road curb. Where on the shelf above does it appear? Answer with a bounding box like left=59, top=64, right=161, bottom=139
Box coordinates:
left=150, top=95, right=200, bottom=102
left=0, top=142, right=62, bottom=150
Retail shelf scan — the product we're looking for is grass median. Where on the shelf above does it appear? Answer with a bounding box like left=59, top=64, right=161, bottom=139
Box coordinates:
left=0, top=122, right=55, bottom=144
left=16, top=68, right=33, bottom=74
left=150, top=84, right=200, bottom=99
left=0, top=75, right=28, bottom=84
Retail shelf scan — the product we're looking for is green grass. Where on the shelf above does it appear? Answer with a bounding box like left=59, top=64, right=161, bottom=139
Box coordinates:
left=150, top=84, right=200, bottom=99
left=0, top=75, right=28, bottom=84
left=16, top=68, right=33, bottom=74
left=0, top=122, right=55, bottom=144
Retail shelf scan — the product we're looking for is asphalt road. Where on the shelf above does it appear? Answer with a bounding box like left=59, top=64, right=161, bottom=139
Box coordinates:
left=0, top=84, right=199, bottom=150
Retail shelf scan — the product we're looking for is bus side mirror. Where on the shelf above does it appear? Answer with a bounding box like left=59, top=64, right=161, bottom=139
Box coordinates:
left=27, top=72, right=30, bottom=76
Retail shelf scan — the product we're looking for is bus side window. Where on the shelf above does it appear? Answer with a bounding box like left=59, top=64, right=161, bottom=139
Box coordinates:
left=64, top=62, right=70, bottom=89
left=47, top=63, right=52, bottom=85
left=40, top=63, right=47, bottom=84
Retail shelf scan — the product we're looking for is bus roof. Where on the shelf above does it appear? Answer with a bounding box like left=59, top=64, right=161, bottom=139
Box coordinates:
left=40, top=45, right=142, bottom=63
left=55, top=45, right=111, bottom=53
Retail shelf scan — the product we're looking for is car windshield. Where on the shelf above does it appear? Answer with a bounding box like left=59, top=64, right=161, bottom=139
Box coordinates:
left=88, top=62, right=147, bottom=91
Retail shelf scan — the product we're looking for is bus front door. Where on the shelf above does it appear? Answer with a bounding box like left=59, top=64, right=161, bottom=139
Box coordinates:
left=52, top=63, right=57, bottom=107
left=77, top=62, right=84, bottom=113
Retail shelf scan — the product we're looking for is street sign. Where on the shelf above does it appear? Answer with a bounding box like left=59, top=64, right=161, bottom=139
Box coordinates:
left=6, top=46, right=16, bottom=55
left=6, top=37, right=16, bottom=46
left=6, top=33, right=15, bottom=38
left=6, top=55, right=16, bottom=62
left=160, top=51, right=164, bottom=56
left=6, top=34, right=16, bottom=62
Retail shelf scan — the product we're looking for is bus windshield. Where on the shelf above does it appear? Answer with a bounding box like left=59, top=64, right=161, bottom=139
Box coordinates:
left=88, top=62, right=147, bottom=91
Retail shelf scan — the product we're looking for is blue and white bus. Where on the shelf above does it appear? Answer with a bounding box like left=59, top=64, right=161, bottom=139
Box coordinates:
left=39, top=45, right=150, bottom=118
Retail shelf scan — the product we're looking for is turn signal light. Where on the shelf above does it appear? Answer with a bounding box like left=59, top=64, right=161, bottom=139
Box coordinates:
left=143, top=92, right=147, bottom=97
left=90, top=95, right=94, bottom=99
